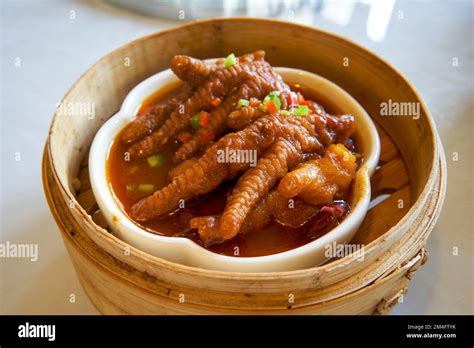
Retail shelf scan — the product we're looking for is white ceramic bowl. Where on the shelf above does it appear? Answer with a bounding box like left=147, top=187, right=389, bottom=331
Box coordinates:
left=89, top=65, right=380, bottom=272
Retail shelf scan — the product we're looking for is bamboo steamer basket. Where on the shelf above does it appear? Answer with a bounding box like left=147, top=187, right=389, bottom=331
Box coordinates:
left=42, top=18, right=446, bottom=314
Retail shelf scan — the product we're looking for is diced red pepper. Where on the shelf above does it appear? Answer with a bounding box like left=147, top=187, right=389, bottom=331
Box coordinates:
left=201, top=130, right=214, bottom=143
left=249, top=98, right=261, bottom=107
left=265, top=100, right=278, bottom=114
left=210, top=97, right=222, bottom=107
left=199, top=111, right=211, bottom=128
left=287, top=92, right=298, bottom=108
left=299, top=100, right=312, bottom=106
left=178, top=131, right=193, bottom=143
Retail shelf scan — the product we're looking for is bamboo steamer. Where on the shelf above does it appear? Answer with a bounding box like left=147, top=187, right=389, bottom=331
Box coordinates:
left=42, top=18, right=446, bottom=314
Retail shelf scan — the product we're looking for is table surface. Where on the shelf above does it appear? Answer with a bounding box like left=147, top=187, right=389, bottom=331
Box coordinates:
left=1, top=0, right=472, bottom=315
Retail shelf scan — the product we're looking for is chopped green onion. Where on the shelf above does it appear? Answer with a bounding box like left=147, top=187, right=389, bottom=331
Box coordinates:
left=224, top=53, right=237, bottom=68
left=237, top=99, right=249, bottom=109
left=290, top=105, right=310, bottom=116
left=280, top=110, right=290, bottom=116
left=258, top=104, right=267, bottom=112
left=147, top=154, right=165, bottom=168
left=138, top=184, right=155, bottom=192
left=190, top=113, right=200, bottom=129
left=263, top=91, right=281, bottom=110
left=126, top=183, right=137, bottom=192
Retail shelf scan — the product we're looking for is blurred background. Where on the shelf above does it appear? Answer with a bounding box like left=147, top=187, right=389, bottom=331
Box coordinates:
left=1, top=0, right=472, bottom=314
left=108, top=0, right=397, bottom=44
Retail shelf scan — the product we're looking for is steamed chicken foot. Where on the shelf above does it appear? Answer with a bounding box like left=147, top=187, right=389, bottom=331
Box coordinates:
left=171, top=55, right=219, bottom=86
left=278, top=144, right=357, bottom=206
left=209, top=139, right=305, bottom=245
left=121, top=83, right=195, bottom=144
left=127, top=51, right=266, bottom=159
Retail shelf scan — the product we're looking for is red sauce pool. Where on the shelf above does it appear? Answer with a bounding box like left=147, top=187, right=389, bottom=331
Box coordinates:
left=106, top=83, right=352, bottom=257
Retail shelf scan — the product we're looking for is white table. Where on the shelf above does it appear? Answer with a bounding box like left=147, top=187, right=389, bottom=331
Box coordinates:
left=1, top=0, right=472, bottom=314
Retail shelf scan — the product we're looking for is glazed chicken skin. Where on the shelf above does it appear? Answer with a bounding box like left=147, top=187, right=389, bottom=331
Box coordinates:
left=120, top=51, right=358, bottom=246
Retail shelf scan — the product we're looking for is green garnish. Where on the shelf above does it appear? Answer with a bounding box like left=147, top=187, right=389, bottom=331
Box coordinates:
left=190, top=113, right=200, bottom=129
left=263, top=91, right=281, bottom=110
left=290, top=105, right=310, bottom=116
left=224, top=53, right=237, bottom=68
left=138, top=184, right=155, bottom=192
left=258, top=104, right=267, bottom=112
left=126, top=183, right=137, bottom=192
left=280, top=110, right=290, bottom=116
left=147, top=154, right=165, bottom=168
left=237, top=99, right=249, bottom=109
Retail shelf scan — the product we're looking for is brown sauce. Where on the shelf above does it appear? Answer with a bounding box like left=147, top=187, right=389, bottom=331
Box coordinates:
left=106, top=83, right=354, bottom=257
